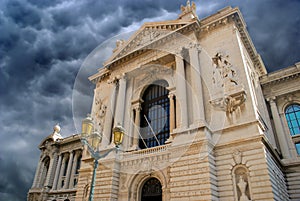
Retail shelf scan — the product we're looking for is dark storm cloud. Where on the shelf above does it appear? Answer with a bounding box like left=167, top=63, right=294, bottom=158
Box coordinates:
left=0, top=0, right=299, bottom=200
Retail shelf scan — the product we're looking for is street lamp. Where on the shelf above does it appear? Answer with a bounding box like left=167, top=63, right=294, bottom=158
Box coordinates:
left=81, top=114, right=124, bottom=201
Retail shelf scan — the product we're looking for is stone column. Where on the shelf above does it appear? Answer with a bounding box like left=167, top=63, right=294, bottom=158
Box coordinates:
left=114, top=74, right=127, bottom=127
left=111, top=74, right=127, bottom=144
left=64, top=151, right=74, bottom=189
left=130, top=103, right=141, bottom=150
left=175, top=55, right=188, bottom=129
left=52, top=154, right=62, bottom=190
left=32, top=155, right=43, bottom=188
left=166, top=91, right=176, bottom=144
left=69, top=151, right=80, bottom=189
left=268, top=97, right=291, bottom=158
left=38, top=160, right=47, bottom=187
left=169, top=93, right=176, bottom=132
left=189, top=44, right=205, bottom=126
left=102, top=81, right=117, bottom=147
left=57, top=154, right=67, bottom=189
left=45, top=153, right=58, bottom=188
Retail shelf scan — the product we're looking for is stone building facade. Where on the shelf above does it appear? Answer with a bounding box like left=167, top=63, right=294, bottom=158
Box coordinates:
left=28, top=2, right=300, bottom=201
left=28, top=125, right=83, bottom=201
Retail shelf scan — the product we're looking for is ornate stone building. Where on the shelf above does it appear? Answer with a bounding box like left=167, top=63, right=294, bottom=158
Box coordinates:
left=28, top=2, right=300, bottom=201
left=28, top=125, right=83, bottom=201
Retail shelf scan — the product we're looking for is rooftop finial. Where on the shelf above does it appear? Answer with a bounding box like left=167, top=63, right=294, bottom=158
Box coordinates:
left=53, top=123, right=61, bottom=134
left=179, top=1, right=197, bottom=20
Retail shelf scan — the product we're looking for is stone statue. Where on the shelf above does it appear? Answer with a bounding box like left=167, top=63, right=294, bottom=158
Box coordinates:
left=237, top=176, right=250, bottom=201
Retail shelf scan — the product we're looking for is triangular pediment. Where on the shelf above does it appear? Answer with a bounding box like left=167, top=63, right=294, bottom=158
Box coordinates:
left=104, top=19, right=197, bottom=67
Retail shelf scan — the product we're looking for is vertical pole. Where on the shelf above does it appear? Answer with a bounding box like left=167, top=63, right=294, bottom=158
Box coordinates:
left=89, top=159, right=99, bottom=201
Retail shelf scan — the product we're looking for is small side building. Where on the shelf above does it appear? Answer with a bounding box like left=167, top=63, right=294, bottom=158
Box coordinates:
left=27, top=125, right=83, bottom=201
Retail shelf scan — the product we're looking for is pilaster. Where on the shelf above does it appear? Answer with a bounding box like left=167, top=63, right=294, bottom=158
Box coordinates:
left=69, top=150, right=80, bottom=189
left=32, top=154, right=43, bottom=188
left=188, top=43, right=205, bottom=127
left=114, top=74, right=127, bottom=127
left=102, top=80, right=117, bottom=147
left=64, top=151, right=74, bottom=189
left=52, top=153, right=62, bottom=190
left=175, top=54, right=188, bottom=129
left=57, top=154, right=67, bottom=189
left=45, top=152, right=58, bottom=188
left=268, top=97, right=291, bottom=158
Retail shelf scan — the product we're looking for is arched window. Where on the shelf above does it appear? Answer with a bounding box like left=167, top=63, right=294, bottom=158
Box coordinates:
left=141, top=178, right=162, bottom=201
left=285, top=104, right=300, bottom=155
left=139, top=81, right=170, bottom=149
left=40, top=156, right=50, bottom=187
left=285, top=104, right=300, bottom=136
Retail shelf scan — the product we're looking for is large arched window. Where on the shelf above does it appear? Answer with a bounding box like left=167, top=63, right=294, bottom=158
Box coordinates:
left=139, top=81, right=170, bottom=149
left=285, top=104, right=300, bottom=136
left=285, top=104, right=300, bottom=155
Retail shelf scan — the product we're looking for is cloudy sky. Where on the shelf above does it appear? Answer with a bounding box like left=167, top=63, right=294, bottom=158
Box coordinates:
left=0, top=0, right=299, bottom=200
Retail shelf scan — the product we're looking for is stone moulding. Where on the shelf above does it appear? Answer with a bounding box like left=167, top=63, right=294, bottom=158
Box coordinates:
left=209, top=86, right=246, bottom=113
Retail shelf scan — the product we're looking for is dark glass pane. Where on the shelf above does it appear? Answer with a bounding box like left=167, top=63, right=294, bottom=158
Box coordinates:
left=141, top=178, right=162, bottom=201
left=139, top=83, right=170, bottom=149
left=295, top=143, right=300, bottom=155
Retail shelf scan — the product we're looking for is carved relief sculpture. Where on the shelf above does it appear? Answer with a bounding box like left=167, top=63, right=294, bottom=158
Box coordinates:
left=210, top=53, right=246, bottom=113
left=93, top=96, right=107, bottom=133
left=232, top=150, right=242, bottom=165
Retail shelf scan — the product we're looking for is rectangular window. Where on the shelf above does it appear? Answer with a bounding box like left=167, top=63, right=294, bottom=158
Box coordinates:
left=295, top=143, right=300, bottom=155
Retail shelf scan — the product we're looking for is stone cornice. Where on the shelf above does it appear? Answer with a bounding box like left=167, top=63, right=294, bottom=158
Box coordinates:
left=88, top=67, right=111, bottom=84
left=104, top=19, right=194, bottom=67
left=59, top=134, right=81, bottom=145
left=199, top=6, right=267, bottom=76
left=260, top=62, right=300, bottom=86
left=103, top=20, right=199, bottom=69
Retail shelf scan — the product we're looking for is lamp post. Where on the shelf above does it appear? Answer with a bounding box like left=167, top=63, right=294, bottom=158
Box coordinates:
left=81, top=114, right=124, bottom=201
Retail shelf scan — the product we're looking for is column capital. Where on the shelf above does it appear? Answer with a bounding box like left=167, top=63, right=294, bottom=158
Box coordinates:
left=174, top=47, right=183, bottom=57
left=116, top=73, right=127, bottom=80
left=131, top=99, right=143, bottom=111
left=133, top=105, right=141, bottom=111
left=107, top=76, right=118, bottom=84
left=166, top=86, right=176, bottom=93
left=188, top=42, right=201, bottom=52
left=267, top=96, right=276, bottom=103
left=168, top=93, right=175, bottom=99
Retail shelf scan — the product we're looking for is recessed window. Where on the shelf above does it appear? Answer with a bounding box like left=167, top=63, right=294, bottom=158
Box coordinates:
left=285, top=104, right=300, bottom=136
left=295, top=143, right=300, bottom=155
left=139, top=81, right=170, bottom=149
